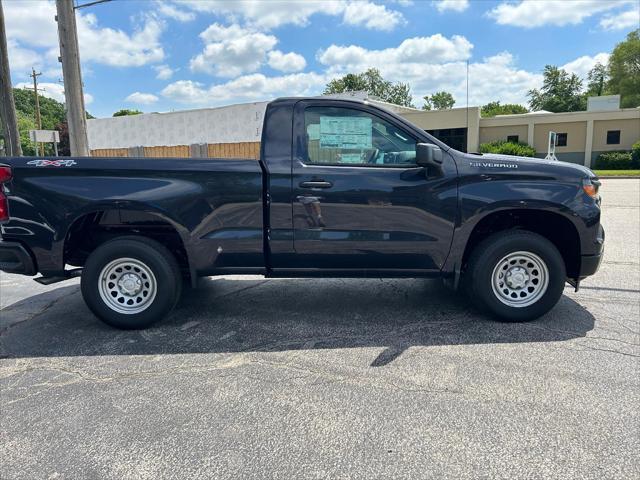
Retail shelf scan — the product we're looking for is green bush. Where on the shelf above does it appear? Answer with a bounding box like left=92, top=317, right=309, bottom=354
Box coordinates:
left=479, top=140, right=536, bottom=157
left=632, top=141, right=640, bottom=168
left=595, top=151, right=633, bottom=170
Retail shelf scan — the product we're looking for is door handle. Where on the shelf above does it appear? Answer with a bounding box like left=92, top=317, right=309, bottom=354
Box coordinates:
left=299, top=180, right=333, bottom=189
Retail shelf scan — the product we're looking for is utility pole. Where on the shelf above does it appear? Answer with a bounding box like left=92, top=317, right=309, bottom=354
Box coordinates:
left=56, top=0, right=89, bottom=156
left=29, top=68, right=44, bottom=156
left=0, top=0, right=22, bottom=156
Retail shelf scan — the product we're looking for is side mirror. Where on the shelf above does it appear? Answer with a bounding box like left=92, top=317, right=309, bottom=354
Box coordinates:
left=416, top=143, right=443, bottom=168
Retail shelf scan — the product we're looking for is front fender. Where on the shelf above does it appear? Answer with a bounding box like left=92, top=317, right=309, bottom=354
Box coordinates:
left=442, top=178, right=597, bottom=274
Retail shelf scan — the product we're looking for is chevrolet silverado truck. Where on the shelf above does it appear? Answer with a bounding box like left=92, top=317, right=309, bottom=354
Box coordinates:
left=0, top=97, right=604, bottom=329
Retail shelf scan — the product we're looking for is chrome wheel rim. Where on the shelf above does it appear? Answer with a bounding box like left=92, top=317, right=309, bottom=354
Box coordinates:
left=98, top=258, right=157, bottom=314
left=491, top=251, right=549, bottom=308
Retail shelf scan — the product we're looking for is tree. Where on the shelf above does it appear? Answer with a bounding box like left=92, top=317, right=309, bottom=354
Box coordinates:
left=527, top=65, right=586, bottom=112
left=607, top=29, right=640, bottom=108
left=481, top=101, right=528, bottom=117
left=422, top=91, right=455, bottom=110
left=586, top=62, right=608, bottom=97
left=17, top=112, right=37, bottom=156
left=324, top=68, right=414, bottom=107
left=113, top=109, right=143, bottom=117
left=54, top=121, right=70, bottom=156
left=13, top=88, right=65, bottom=130
left=12, top=88, right=92, bottom=156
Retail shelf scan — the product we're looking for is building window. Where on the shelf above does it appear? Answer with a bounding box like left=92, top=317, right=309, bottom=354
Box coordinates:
left=556, top=133, right=567, bottom=147
left=606, top=130, right=621, bottom=145
left=426, top=128, right=468, bottom=152
left=506, top=135, right=519, bottom=143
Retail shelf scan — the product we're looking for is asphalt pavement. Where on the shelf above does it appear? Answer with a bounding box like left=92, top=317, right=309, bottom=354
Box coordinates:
left=1, top=179, right=638, bottom=479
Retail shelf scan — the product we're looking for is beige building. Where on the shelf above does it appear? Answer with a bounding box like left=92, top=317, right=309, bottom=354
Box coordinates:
left=388, top=99, right=639, bottom=167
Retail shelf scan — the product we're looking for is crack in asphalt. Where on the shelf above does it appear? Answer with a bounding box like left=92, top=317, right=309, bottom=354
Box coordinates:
left=1, top=352, right=468, bottom=406
left=571, top=344, right=640, bottom=358
left=0, top=287, right=80, bottom=337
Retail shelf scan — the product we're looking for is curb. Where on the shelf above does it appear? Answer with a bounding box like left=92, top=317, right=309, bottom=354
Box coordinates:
left=598, top=176, right=640, bottom=179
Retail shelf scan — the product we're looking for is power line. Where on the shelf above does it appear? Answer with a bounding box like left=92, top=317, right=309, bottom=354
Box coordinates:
left=74, top=0, right=113, bottom=10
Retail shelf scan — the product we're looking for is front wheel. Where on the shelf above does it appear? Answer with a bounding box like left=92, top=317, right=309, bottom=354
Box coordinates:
left=81, top=236, right=182, bottom=329
left=464, top=231, right=566, bottom=322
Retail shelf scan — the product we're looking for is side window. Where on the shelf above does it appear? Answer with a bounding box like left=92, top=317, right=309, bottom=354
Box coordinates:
left=304, top=106, right=417, bottom=167
left=606, top=130, right=620, bottom=145
left=556, top=133, right=568, bottom=147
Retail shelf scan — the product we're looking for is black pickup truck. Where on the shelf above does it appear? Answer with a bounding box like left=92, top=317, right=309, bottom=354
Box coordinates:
left=0, top=97, right=604, bottom=328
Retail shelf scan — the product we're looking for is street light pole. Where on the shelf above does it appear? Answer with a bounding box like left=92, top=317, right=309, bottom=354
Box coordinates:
left=55, top=0, right=89, bottom=156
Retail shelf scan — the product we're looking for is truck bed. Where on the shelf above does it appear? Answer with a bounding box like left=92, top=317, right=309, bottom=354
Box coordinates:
left=1, top=156, right=265, bottom=276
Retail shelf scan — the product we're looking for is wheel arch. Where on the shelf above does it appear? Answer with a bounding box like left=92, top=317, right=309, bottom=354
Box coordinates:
left=63, top=205, right=195, bottom=284
left=460, top=208, right=581, bottom=279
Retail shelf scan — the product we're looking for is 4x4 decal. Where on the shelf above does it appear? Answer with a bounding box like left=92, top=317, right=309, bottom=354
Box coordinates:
left=27, top=159, right=77, bottom=167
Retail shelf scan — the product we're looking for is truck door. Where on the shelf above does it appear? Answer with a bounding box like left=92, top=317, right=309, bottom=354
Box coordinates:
left=290, top=101, right=457, bottom=272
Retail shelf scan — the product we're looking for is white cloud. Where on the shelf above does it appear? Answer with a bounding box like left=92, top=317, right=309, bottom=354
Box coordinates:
left=488, top=0, right=633, bottom=28
left=317, top=34, right=473, bottom=71
left=15, top=82, right=94, bottom=105
left=125, top=92, right=159, bottom=104
left=42, top=67, right=63, bottom=81
left=161, top=46, right=614, bottom=110
left=600, top=8, right=640, bottom=30
left=342, top=2, right=405, bottom=31
left=3, top=1, right=59, bottom=48
left=162, top=41, right=548, bottom=109
left=562, top=52, right=610, bottom=80
left=317, top=35, right=541, bottom=107
left=161, top=72, right=327, bottom=105
left=3, top=1, right=165, bottom=69
left=155, top=1, right=196, bottom=22
left=267, top=50, right=307, bottom=72
left=465, top=53, right=541, bottom=106
left=190, top=23, right=278, bottom=77
left=434, top=0, right=469, bottom=13
left=178, top=0, right=404, bottom=31
left=76, top=13, right=165, bottom=67
left=160, top=80, right=207, bottom=104
left=6, top=40, right=43, bottom=73
left=154, top=64, right=175, bottom=80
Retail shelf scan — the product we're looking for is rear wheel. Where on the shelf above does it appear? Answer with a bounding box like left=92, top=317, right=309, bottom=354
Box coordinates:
left=465, top=231, right=566, bottom=322
left=81, top=236, right=182, bottom=329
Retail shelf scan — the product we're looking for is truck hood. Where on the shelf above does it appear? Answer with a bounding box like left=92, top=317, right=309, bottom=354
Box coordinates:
left=467, top=153, right=596, bottom=180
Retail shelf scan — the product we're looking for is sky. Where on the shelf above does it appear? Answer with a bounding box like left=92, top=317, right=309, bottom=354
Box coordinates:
left=4, top=0, right=639, bottom=118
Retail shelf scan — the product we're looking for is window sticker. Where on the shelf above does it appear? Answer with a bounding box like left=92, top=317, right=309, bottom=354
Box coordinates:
left=307, top=123, right=320, bottom=140
left=319, top=116, right=372, bottom=149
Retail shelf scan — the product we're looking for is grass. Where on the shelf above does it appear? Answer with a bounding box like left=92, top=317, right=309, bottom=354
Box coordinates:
left=594, top=170, right=640, bottom=177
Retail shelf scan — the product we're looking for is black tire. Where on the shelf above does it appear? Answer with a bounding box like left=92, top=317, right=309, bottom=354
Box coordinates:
left=81, top=236, right=182, bottom=329
left=464, top=230, right=566, bottom=322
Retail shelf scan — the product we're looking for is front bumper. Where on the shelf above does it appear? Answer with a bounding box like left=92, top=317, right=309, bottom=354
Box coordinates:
left=579, top=224, right=605, bottom=279
left=579, top=251, right=604, bottom=278
left=0, top=241, right=37, bottom=275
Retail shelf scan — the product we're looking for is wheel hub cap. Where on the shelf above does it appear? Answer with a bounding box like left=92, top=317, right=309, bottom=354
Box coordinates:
left=491, top=251, right=550, bottom=308
left=505, top=267, right=529, bottom=289
left=118, top=273, right=142, bottom=296
left=98, top=258, right=157, bottom=314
